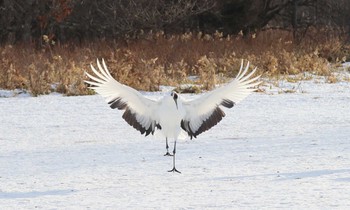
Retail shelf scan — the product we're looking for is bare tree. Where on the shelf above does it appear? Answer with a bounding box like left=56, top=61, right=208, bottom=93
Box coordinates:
left=0, top=0, right=348, bottom=44
left=269, top=0, right=350, bottom=42
left=68, top=0, right=215, bottom=36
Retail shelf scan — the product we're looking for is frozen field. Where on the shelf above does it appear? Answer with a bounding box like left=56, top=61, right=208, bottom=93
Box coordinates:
left=0, top=79, right=350, bottom=209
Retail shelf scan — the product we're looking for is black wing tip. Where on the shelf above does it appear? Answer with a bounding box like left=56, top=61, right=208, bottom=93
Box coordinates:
left=181, top=120, right=198, bottom=139
left=195, top=107, right=225, bottom=136
left=221, top=99, right=235, bottom=108
left=109, top=97, right=128, bottom=110
left=122, top=108, right=157, bottom=137
left=181, top=107, right=226, bottom=138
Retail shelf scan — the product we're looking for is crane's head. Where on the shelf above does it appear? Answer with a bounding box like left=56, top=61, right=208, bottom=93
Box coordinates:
left=171, top=91, right=178, bottom=109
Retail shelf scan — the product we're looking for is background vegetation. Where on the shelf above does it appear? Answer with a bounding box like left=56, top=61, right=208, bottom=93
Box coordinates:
left=0, top=0, right=349, bottom=95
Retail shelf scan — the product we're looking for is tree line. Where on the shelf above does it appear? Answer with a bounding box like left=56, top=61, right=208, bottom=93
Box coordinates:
left=0, top=0, right=349, bottom=45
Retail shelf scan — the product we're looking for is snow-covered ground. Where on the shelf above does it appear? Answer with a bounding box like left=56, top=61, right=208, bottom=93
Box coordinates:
left=1, top=78, right=350, bottom=209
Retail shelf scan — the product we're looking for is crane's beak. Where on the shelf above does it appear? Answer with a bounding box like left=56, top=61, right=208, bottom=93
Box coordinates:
left=174, top=98, right=178, bottom=110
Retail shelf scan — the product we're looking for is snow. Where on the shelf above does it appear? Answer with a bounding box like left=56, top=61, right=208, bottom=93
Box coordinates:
left=1, top=79, right=350, bottom=209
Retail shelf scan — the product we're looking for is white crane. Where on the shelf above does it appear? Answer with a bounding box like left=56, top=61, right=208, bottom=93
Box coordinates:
left=85, top=59, right=261, bottom=173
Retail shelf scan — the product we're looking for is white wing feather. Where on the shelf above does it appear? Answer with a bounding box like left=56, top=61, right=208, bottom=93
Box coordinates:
left=181, top=61, right=261, bottom=138
left=85, top=59, right=160, bottom=136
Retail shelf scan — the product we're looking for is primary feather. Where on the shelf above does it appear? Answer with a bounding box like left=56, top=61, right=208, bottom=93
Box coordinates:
left=85, top=59, right=160, bottom=136
left=181, top=60, right=261, bottom=138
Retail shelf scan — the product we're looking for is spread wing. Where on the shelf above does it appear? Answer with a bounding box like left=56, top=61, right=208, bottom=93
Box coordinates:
left=84, top=59, right=160, bottom=136
left=181, top=61, right=261, bottom=139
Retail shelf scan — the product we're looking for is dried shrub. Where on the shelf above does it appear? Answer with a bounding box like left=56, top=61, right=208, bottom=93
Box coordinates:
left=193, top=55, right=217, bottom=90
left=0, top=29, right=348, bottom=95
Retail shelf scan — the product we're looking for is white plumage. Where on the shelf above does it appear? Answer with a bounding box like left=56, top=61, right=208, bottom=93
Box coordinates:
left=85, top=59, right=261, bottom=173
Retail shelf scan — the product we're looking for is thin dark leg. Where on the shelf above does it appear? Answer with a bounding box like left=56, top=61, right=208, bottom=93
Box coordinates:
left=168, top=140, right=181, bottom=173
left=164, top=137, right=173, bottom=156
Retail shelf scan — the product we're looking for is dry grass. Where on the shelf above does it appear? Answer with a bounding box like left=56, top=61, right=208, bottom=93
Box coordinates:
left=0, top=28, right=348, bottom=96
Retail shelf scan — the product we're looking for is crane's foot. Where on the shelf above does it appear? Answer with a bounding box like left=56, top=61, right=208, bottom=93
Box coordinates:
left=164, top=152, right=173, bottom=156
left=168, top=167, right=181, bottom=173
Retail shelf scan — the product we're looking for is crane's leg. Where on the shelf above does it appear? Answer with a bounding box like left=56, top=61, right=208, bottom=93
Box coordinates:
left=164, top=137, right=173, bottom=156
left=168, top=139, right=181, bottom=173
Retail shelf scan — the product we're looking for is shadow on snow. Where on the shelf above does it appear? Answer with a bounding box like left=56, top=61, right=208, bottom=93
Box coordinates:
left=0, top=189, right=75, bottom=199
